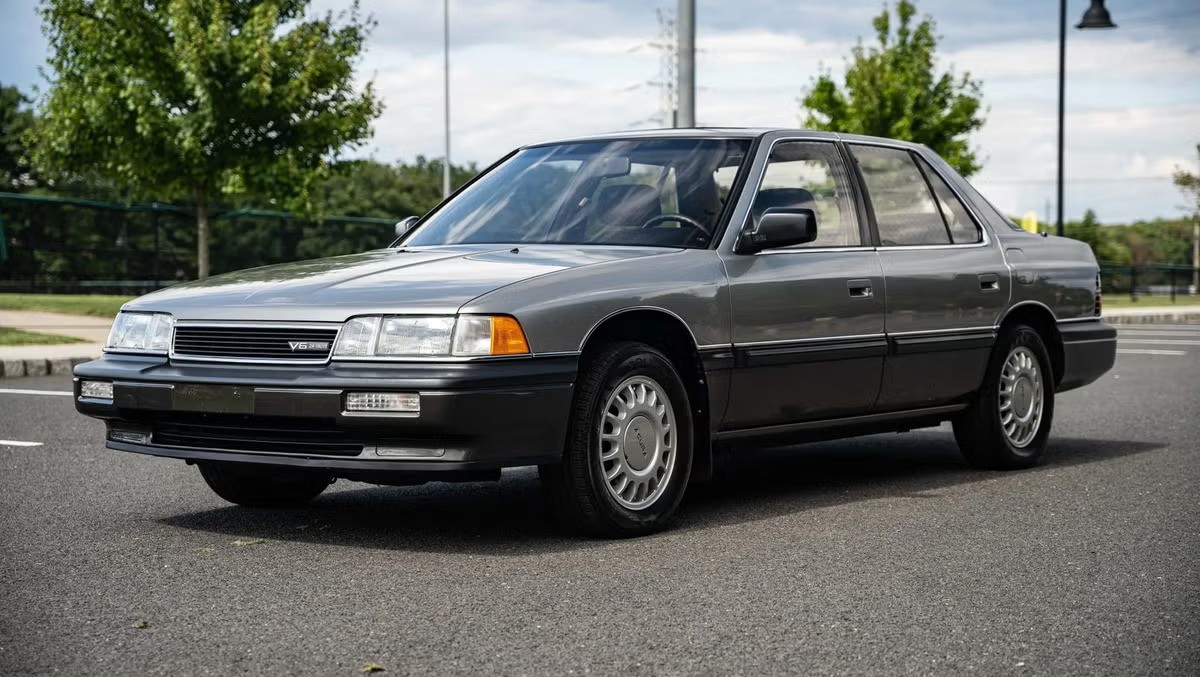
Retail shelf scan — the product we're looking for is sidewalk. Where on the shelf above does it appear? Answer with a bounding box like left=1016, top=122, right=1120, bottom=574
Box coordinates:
left=0, top=310, right=110, bottom=378
left=1102, top=305, right=1200, bottom=324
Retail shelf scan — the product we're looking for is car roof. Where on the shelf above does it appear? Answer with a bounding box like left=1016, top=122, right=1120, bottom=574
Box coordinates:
left=525, top=128, right=927, bottom=152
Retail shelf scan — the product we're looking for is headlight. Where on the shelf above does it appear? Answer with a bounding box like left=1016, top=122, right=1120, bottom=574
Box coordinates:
left=332, top=315, right=529, bottom=358
left=106, top=312, right=174, bottom=354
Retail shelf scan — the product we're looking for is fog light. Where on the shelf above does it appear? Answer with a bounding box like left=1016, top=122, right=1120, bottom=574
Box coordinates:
left=109, top=428, right=150, bottom=444
left=373, top=446, right=446, bottom=458
left=345, top=392, right=420, bottom=415
left=80, top=380, right=114, bottom=400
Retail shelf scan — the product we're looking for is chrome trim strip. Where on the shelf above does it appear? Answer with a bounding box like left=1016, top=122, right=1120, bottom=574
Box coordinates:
left=888, top=326, right=996, bottom=337
left=755, top=246, right=876, bottom=256
left=1058, top=316, right=1102, bottom=324
left=173, top=321, right=341, bottom=329
left=1061, top=337, right=1117, bottom=345
left=253, top=388, right=341, bottom=395
left=114, top=381, right=175, bottom=389
left=735, top=333, right=887, bottom=348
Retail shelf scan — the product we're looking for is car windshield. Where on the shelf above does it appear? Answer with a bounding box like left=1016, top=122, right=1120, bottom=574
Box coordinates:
left=402, top=138, right=753, bottom=249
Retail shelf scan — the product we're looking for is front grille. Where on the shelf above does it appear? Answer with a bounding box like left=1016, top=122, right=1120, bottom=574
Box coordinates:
left=172, top=324, right=339, bottom=362
left=152, top=416, right=364, bottom=456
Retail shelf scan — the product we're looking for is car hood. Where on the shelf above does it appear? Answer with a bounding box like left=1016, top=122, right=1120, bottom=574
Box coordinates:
left=125, top=244, right=679, bottom=321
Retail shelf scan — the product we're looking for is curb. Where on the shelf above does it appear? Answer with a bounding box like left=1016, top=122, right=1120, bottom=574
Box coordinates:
left=0, top=356, right=95, bottom=379
left=1104, top=312, right=1200, bottom=325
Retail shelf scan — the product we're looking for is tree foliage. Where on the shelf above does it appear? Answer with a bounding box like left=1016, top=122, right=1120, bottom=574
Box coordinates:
left=1173, top=144, right=1200, bottom=218
left=29, top=0, right=382, bottom=278
left=0, top=84, right=37, bottom=190
left=801, top=0, right=985, bottom=176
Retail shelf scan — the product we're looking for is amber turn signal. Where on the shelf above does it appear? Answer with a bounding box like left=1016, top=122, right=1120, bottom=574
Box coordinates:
left=490, top=316, right=530, bottom=355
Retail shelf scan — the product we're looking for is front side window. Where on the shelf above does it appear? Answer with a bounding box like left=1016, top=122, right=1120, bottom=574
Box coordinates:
left=850, top=144, right=950, bottom=246
left=403, top=138, right=751, bottom=249
left=750, top=141, right=860, bottom=248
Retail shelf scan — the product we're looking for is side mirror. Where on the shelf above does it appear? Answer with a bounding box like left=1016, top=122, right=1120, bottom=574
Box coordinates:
left=394, top=216, right=419, bottom=238
left=742, top=208, right=818, bottom=253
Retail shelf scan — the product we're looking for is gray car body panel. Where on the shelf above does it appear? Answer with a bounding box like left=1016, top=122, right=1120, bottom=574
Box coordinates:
left=111, top=128, right=1109, bottom=437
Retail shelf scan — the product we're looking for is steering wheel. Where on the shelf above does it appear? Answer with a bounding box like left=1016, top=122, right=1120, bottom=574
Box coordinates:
left=639, top=213, right=711, bottom=238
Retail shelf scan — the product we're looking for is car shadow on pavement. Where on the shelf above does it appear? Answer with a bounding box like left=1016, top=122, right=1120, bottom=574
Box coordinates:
left=159, top=432, right=1164, bottom=555
left=673, top=433, right=1165, bottom=533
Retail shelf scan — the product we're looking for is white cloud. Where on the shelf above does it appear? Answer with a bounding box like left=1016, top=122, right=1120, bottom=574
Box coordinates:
left=329, top=0, right=1200, bottom=222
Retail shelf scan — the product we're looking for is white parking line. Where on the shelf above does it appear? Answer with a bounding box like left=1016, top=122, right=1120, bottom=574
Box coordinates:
left=1117, top=348, right=1187, bottom=356
left=1117, top=331, right=1200, bottom=337
left=0, top=440, right=43, bottom=447
left=1118, top=339, right=1200, bottom=346
left=0, top=388, right=73, bottom=397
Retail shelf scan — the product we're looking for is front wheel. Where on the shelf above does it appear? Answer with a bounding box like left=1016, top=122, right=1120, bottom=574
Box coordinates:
left=198, top=462, right=332, bottom=507
left=953, top=324, right=1055, bottom=470
left=540, top=342, right=693, bottom=537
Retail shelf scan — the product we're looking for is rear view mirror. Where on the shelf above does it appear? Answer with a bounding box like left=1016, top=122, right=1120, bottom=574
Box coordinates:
left=595, top=155, right=631, bottom=179
left=742, top=208, right=818, bottom=253
left=394, top=216, right=419, bottom=238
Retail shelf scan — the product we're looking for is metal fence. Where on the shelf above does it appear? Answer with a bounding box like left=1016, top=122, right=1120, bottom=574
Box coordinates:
left=0, top=192, right=397, bottom=294
left=2, top=192, right=1197, bottom=302
left=1099, top=263, right=1199, bottom=302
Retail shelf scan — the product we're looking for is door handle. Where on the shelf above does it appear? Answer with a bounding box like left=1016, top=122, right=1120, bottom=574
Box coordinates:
left=847, top=279, right=873, bottom=298
left=979, top=273, right=1000, bottom=292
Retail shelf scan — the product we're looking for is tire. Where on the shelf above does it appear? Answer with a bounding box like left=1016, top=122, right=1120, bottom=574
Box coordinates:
left=953, top=324, right=1055, bottom=470
left=539, top=342, right=693, bottom=537
left=198, top=462, right=332, bottom=507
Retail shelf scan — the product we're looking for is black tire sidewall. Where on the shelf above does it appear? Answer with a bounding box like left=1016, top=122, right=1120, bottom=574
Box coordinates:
left=976, top=326, right=1056, bottom=463
left=578, top=345, right=693, bottom=533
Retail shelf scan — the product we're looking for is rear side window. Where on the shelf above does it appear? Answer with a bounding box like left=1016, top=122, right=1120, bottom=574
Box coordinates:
left=849, top=144, right=949, bottom=246
left=915, top=156, right=982, bottom=244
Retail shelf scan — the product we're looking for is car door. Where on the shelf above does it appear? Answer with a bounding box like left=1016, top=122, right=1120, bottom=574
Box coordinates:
left=847, top=143, right=1010, bottom=410
left=719, top=139, right=886, bottom=429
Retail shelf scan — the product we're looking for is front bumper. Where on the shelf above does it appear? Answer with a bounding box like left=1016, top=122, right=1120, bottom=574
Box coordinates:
left=74, top=353, right=578, bottom=478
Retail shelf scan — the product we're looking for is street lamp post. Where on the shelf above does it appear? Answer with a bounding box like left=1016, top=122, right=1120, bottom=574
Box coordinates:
left=676, top=0, right=695, bottom=128
left=442, top=0, right=452, bottom=199
left=1056, top=0, right=1116, bottom=237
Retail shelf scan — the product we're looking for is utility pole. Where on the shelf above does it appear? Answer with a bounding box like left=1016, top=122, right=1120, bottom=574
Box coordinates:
left=1055, top=0, right=1067, bottom=237
left=442, top=0, right=452, bottom=199
left=675, top=0, right=695, bottom=128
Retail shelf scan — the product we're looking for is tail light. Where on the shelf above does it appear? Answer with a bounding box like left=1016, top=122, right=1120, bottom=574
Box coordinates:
left=1094, top=273, right=1102, bottom=316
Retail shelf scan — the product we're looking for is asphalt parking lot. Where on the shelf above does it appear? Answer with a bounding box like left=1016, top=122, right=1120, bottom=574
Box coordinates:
left=1, top=324, right=1198, bottom=676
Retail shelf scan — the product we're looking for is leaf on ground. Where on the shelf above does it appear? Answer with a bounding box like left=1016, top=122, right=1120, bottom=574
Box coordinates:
left=132, top=620, right=150, bottom=630
left=360, top=662, right=386, bottom=673
left=232, top=538, right=266, bottom=546
left=195, top=546, right=216, bottom=554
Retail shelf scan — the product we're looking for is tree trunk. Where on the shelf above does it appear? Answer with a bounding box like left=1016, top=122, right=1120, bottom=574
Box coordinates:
left=194, top=185, right=210, bottom=280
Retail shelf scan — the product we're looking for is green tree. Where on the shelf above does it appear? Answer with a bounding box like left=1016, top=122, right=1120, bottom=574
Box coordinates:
left=29, top=0, right=382, bottom=278
left=0, top=83, right=37, bottom=190
left=1066, top=208, right=1101, bottom=252
left=320, top=157, right=478, bottom=220
left=801, top=0, right=985, bottom=176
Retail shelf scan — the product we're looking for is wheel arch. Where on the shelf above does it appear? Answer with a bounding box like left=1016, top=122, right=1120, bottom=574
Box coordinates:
left=579, top=307, right=714, bottom=482
left=998, top=301, right=1064, bottom=385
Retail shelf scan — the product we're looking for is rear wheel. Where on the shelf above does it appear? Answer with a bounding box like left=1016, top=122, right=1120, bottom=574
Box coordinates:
left=540, top=342, right=693, bottom=537
left=198, top=462, right=332, bottom=507
left=953, top=324, right=1054, bottom=469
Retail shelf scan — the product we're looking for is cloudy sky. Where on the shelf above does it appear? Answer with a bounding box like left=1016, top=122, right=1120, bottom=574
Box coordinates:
left=2, top=0, right=1198, bottom=223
